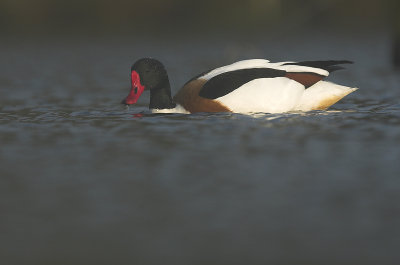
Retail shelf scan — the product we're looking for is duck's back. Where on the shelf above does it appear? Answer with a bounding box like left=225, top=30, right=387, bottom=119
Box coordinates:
left=173, top=59, right=357, bottom=114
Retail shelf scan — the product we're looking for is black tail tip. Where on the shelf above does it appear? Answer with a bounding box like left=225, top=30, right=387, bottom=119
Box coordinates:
left=336, top=60, right=354, bottom=65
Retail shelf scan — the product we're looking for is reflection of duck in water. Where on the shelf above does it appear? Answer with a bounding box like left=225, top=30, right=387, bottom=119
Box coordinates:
left=122, top=58, right=357, bottom=114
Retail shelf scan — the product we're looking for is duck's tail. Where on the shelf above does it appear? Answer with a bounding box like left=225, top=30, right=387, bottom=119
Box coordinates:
left=295, top=81, right=358, bottom=111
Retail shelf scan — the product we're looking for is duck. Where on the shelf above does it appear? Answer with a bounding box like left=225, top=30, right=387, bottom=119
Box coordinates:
left=122, top=58, right=357, bottom=114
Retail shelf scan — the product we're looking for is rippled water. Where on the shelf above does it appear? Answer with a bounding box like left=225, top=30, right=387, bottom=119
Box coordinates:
left=1, top=34, right=400, bottom=264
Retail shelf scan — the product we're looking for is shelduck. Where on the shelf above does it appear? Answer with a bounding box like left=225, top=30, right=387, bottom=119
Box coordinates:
left=122, top=58, right=357, bottom=114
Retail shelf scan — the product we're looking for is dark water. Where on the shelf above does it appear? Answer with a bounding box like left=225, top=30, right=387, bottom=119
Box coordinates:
left=1, top=33, right=400, bottom=264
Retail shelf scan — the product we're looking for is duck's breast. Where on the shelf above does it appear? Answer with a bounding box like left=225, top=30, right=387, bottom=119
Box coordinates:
left=173, top=79, right=232, bottom=113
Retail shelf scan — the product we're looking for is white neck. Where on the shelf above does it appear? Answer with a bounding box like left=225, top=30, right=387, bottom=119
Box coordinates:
left=150, top=104, right=190, bottom=114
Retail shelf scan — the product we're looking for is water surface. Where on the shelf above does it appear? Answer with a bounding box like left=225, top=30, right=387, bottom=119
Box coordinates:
left=1, top=33, right=400, bottom=264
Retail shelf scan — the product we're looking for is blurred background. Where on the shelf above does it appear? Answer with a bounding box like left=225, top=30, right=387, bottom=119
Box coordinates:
left=2, top=0, right=400, bottom=64
left=0, top=0, right=399, bottom=35
left=1, top=1, right=400, bottom=265
left=0, top=0, right=398, bottom=36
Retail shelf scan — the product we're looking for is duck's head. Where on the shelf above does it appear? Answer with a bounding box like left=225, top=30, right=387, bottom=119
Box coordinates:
left=122, top=58, right=169, bottom=105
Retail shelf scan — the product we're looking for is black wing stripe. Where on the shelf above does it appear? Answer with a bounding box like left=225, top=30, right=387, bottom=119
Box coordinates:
left=198, top=68, right=285, bottom=99
left=283, top=60, right=353, bottom=73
